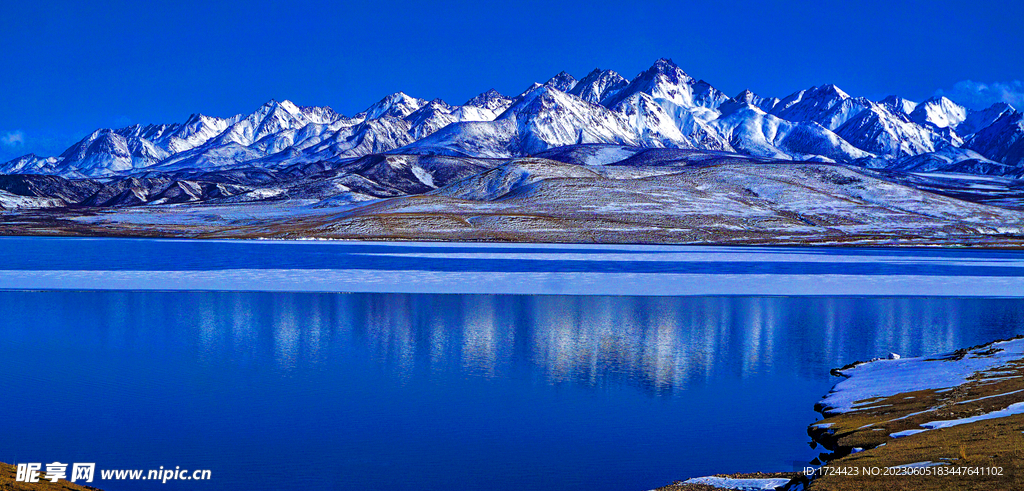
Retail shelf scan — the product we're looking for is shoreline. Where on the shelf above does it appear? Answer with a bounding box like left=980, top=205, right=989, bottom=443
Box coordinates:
left=4, top=223, right=1024, bottom=248
left=661, top=336, right=1024, bottom=490
left=1, top=238, right=1023, bottom=297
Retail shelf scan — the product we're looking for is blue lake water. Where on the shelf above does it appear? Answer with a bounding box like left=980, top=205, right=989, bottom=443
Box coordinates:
left=1, top=239, right=1023, bottom=490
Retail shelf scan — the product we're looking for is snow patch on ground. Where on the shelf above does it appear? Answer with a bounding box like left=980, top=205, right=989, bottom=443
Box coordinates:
left=891, top=461, right=949, bottom=468
left=919, top=401, right=1024, bottom=430
left=890, top=429, right=927, bottom=438
left=582, top=146, right=641, bottom=165
left=682, top=476, right=791, bottom=490
left=820, top=338, right=1024, bottom=414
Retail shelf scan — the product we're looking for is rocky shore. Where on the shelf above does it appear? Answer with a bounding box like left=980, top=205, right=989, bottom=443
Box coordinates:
left=661, top=336, right=1024, bottom=491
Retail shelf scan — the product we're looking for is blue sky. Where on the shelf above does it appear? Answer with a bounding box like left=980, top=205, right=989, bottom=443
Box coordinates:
left=1, top=0, right=1022, bottom=162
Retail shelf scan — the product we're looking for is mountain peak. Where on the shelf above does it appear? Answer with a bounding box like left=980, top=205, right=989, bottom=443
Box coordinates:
left=910, top=96, right=967, bottom=129
left=569, top=69, right=628, bottom=104
left=361, top=92, right=427, bottom=119
left=639, top=57, right=691, bottom=85
left=733, top=89, right=780, bottom=112
left=11, top=57, right=1024, bottom=180
left=467, top=88, right=504, bottom=101
left=990, top=101, right=1015, bottom=112
left=544, top=71, right=578, bottom=92
left=923, top=95, right=954, bottom=104
left=464, top=89, right=513, bottom=113
left=819, top=84, right=850, bottom=99
left=652, top=58, right=679, bottom=71
left=879, top=95, right=918, bottom=115
left=256, top=98, right=299, bottom=114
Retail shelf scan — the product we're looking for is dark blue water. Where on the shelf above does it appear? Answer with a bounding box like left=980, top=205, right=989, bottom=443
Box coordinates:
left=2, top=291, right=1023, bottom=490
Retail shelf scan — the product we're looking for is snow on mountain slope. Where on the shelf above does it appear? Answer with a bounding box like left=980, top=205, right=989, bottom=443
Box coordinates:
left=891, top=146, right=1015, bottom=175
left=532, top=144, right=643, bottom=166
left=568, top=68, right=628, bottom=105
left=0, top=189, right=65, bottom=210
left=712, top=103, right=871, bottom=162
left=501, top=86, right=641, bottom=151
left=690, top=79, right=731, bottom=110
left=206, top=99, right=341, bottom=148
left=52, top=129, right=135, bottom=176
left=248, top=122, right=338, bottom=154
left=0, top=154, right=60, bottom=174
left=909, top=96, right=968, bottom=129
left=404, top=99, right=460, bottom=140
left=312, top=158, right=1024, bottom=244
left=305, top=117, right=418, bottom=160
left=391, top=118, right=520, bottom=158
left=770, top=84, right=872, bottom=130
left=150, top=142, right=268, bottom=173
left=879, top=95, right=918, bottom=115
left=959, top=103, right=1017, bottom=137
left=966, top=111, right=1024, bottom=167
left=669, top=108, right=734, bottom=152
left=610, top=92, right=692, bottom=149
left=450, top=103, right=502, bottom=122
left=429, top=158, right=602, bottom=201
left=602, top=58, right=719, bottom=118
left=142, top=94, right=503, bottom=171
left=402, top=86, right=641, bottom=158
left=463, top=89, right=514, bottom=114
left=544, top=71, right=578, bottom=92
left=734, top=89, right=780, bottom=113
left=3, top=58, right=1022, bottom=179
left=358, top=92, right=426, bottom=120
left=835, top=104, right=949, bottom=158
left=404, top=99, right=501, bottom=140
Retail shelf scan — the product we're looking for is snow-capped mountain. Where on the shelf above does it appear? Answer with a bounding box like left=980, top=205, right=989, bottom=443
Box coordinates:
left=3, top=58, right=1022, bottom=178
left=463, top=89, right=514, bottom=113
left=879, top=96, right=918, bottom=116
left=568, top=69, right=628, bottom=105
left=358, top=92, right=426, bottom=120
left=959, top=103, right=1016, bottom=137
left=835, top=104, right=950, bottom=158
left=0, top=154, right=60, bottom=174
left=966, top=110, right=1024, bottom=166
left=543, top=71, right=578, bottom=92
left=733, top=89, right=780, bottom=113
left=713, top=101, right=870, bottom=161
left=770, top=84, right=872, bottom=131
left=909, top=96, right=968, bottom=130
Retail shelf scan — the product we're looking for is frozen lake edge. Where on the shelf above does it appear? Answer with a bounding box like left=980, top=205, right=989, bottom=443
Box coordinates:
left=1, top=237, right=1023, bottom=296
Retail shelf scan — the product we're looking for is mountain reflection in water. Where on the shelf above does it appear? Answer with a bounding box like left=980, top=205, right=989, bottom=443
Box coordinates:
left=29, top=292, right=1017, bottom=394
left=2, top=291, right=1023, bottom=491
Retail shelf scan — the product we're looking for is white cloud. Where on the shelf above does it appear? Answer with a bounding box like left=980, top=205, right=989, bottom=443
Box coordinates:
left=1, top=130, right=25, bottom=148
left=936, top=80, right=1024, bottom=110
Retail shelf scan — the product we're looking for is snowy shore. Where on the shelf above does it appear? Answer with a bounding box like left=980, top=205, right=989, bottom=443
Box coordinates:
left=664, top=336, right=1024, bottom=490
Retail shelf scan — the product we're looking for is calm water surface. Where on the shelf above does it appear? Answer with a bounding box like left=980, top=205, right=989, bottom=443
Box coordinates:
left=2, top=291, right=1024, bottom=490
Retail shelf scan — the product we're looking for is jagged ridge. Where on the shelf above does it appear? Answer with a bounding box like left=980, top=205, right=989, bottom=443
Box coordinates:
left=3, top=58, right=1022, bottom=178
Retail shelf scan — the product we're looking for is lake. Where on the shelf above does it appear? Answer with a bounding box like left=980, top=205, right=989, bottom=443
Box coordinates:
left=1, top=238, right=1023, bottom=490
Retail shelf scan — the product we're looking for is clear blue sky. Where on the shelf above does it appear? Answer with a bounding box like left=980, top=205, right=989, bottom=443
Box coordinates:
left=1, top=0, right=1022, bottom=161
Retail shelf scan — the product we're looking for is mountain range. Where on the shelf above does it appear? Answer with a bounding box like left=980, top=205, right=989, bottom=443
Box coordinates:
left=3, top=58, right=1022, bottom=179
